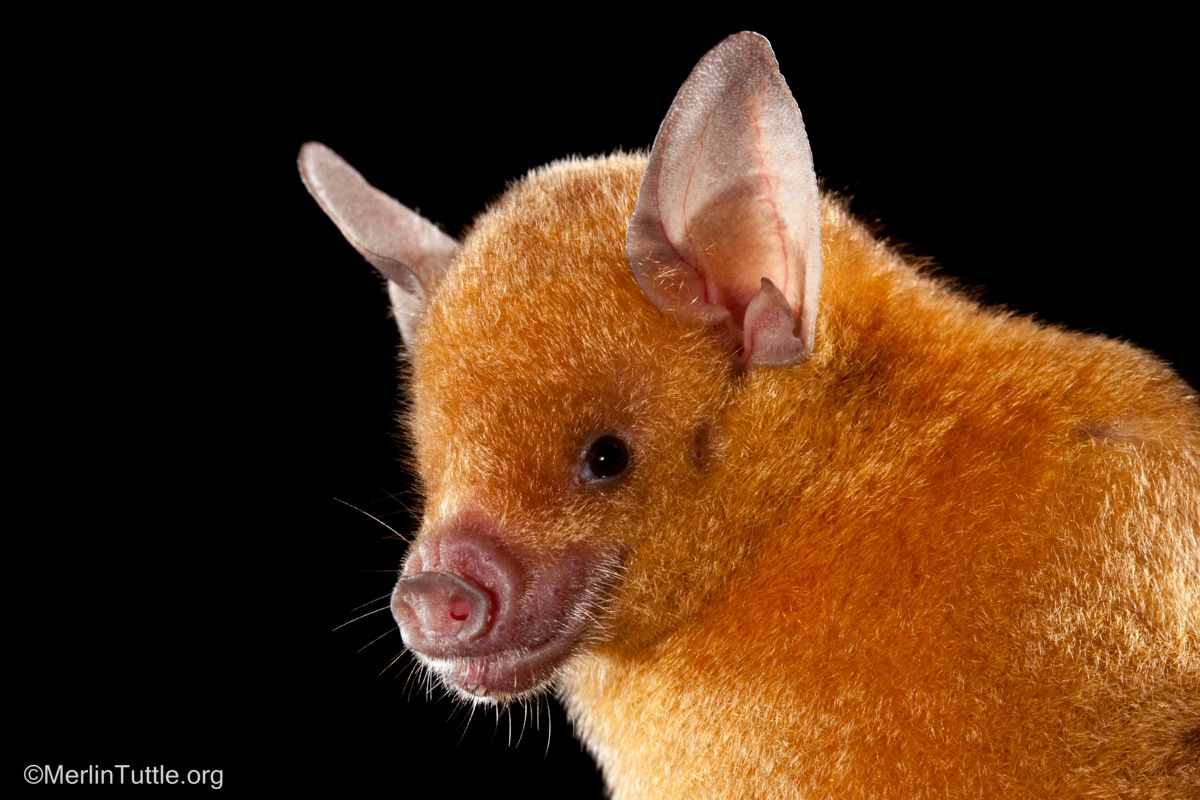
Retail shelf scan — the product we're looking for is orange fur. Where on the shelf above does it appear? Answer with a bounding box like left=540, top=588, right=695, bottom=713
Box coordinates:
left=301, top=35, right=1198, bottom=799
left=408, top=157, right=1199, bottom=798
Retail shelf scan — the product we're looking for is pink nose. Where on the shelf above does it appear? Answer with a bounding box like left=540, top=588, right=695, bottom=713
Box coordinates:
left=392, top=571, right=493, bottom=648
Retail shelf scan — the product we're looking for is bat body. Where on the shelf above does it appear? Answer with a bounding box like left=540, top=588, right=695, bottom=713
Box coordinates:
left=301, top=33, right=1199, bottom=799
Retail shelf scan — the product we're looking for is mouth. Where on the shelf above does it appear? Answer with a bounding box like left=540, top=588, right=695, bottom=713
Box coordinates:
left=418, top=623, right=584, bottom=702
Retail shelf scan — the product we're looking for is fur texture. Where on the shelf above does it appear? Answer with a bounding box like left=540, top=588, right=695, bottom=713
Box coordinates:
left=302, top=33, right=1199, bottom=800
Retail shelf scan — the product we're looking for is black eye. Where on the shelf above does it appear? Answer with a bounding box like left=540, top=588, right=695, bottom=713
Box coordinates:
left=583, top=435, right=629, bottom=481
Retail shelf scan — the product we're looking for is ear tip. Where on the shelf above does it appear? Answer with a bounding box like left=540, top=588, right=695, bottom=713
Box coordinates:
left=720, top=31, right=776, bottom=59
left=299, top=140, right=341, bottom=169
left=729, top=31, right=770, bottom=46
left=299, top=143, right=363, bottom=202
left=298, top=140, right=323, bottom=166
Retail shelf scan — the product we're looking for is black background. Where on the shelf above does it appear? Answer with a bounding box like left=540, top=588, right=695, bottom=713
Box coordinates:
left=15, top=13, right=1193, bottom=797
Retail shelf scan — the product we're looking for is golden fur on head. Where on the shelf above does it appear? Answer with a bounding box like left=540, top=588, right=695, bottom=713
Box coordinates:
left=417, top=153, right=1199, bottom=799
left=300, top=32, right=1199, bottom=800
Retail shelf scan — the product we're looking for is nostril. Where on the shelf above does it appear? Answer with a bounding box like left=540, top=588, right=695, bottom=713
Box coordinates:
left=448, top=599, right=471, bottom=622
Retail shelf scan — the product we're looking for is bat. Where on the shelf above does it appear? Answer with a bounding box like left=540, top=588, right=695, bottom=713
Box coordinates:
left=301, top=32, right=1199, bottom=799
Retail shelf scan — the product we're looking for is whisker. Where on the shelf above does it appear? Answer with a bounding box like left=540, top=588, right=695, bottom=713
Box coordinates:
left=332, top=595, right=395, bottom=631
left=355, top=622, right=400, bottom=653
left=379, top=648, right=412, bottom=679
left=514, top=700, right=527, bottom=748
left=332, top=496, right=411, bottom=542
left=363, top=481, right=421, bottom=539
left=457, top=701, right=479, bottom=749
left=545, top=696, right=553, bottom=759
left=342, top=591, right=396, bottom=616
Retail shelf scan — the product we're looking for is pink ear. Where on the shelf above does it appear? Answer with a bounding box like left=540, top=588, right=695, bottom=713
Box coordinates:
left=626, top=32, right=822, bottom=369
left=298, top=142, right=459, bottom=348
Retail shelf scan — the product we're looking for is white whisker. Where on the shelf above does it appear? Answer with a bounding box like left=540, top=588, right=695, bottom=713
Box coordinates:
left=332, top=598, right=394, bottom=632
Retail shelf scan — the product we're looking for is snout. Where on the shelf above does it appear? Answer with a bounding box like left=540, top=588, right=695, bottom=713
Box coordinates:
left=390, top=512, right=526, bottom=660
left=388, top=509, right=612, bottom=700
